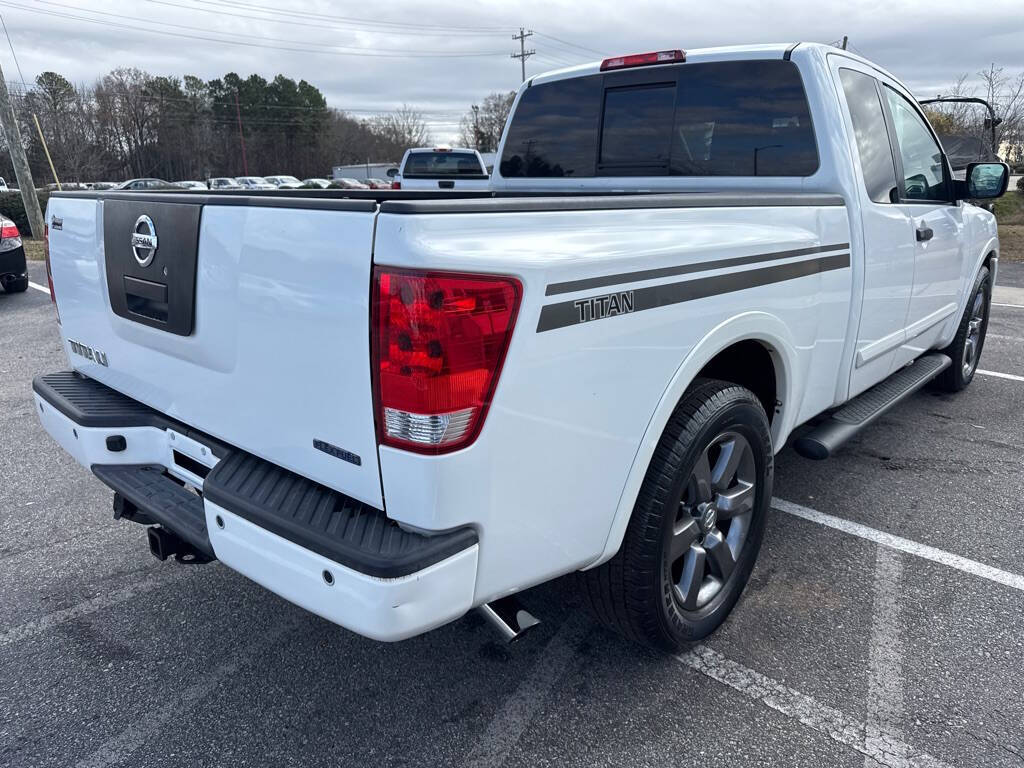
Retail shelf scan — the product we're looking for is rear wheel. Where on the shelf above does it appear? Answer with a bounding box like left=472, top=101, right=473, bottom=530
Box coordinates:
left=934, top=265, right=990, bottom=392
left=580, top=379, right=772, bottom=651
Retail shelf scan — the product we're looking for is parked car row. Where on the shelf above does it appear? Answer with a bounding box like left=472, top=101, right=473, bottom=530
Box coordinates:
left=42, top=155, right=490, bottom=195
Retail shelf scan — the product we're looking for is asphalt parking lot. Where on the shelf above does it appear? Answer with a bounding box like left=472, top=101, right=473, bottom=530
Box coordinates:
left=2, top=260, right=1023, bottom=768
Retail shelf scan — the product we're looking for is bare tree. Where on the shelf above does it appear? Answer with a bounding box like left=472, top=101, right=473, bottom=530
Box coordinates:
left=369, top=105, right=431, bottom=158
left=459, top=91, right=515, bottom=152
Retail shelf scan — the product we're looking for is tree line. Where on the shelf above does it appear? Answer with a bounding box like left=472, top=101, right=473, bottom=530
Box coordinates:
left=0, top=68, right=440, bottom=185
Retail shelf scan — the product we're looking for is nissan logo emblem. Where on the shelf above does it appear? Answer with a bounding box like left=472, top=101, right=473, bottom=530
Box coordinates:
left=130, top=215, right=158, bottom=267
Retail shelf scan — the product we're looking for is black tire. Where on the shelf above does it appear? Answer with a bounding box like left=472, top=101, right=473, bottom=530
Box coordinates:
left=933, top=265, right=990, bottom=392
left=3, top=275, right=28, bottom=293
left=580, top=378, right=773, bottom=651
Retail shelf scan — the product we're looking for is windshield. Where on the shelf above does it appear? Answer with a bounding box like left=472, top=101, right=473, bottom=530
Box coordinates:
left=403, top=152, right=486, bottom=178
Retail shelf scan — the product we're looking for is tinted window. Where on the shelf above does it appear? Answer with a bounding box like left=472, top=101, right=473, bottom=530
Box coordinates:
left=884, top=87, right=948, bottom=202
left=500, top=60, right=817, bottom=178
left=599, top=83, right=676, bottom=171
left=500, top=75, right=602, bottom=177
left=839, top=69, right=898, bottom=203
left=670, top=61, right=817, bottom=176
left=404, top=152, right=486, bottom=177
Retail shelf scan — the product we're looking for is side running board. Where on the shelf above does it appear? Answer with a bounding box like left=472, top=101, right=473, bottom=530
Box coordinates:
left=794, top=353, right=951, bottom=460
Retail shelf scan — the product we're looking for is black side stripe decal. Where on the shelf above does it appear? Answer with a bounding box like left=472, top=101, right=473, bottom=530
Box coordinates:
left=546, top=243, right=850, bottom=296
left=536, top=252, right=851, bottom=333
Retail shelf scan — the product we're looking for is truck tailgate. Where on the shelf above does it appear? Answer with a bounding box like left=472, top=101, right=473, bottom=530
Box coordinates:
left=47, top=194, right=384, bottom=508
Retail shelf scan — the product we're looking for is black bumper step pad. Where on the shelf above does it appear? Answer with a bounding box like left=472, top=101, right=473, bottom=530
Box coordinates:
left=37, top=370, right=477, bottom=578
left=92, top=464, right=214, bottom=559
left=33, top=371, right=169, bottom=429
left=203, top=452, right=477, bottom=578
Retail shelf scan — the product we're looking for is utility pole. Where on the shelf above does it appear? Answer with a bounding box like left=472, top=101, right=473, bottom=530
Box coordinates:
left=0, top=60, right=43, bottom=238
left=471, top=104, right=480, bottom=150
left=233, top=89, right=249, bottom=176
left=841, top=35, right=848, bottom=50
left=511, top=27, right=535, bottom=82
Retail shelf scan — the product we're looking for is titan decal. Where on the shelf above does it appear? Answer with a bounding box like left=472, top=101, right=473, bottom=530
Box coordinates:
left=573, top=291, right=635, bottom=324
left=68, top=339, right=109, bottom=366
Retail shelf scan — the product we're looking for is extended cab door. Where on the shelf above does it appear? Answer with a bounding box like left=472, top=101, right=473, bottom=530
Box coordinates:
left=833, top=63, right=917, bottom=397
left=879, top=85, right=965, bottom=365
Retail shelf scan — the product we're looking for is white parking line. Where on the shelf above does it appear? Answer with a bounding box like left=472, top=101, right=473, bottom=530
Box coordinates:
left=679, top=645, right=951, bottom=768
left=976, top=369, right=1024, bottom=382
left=772, top=498, right=1024, bottom=592
left=992, top=302, right=1024, bottom=309
left=464, top=613, right=587, bottom=768
left=0, top=569, right=191, bottom=648
left=75, top=623, right=291, bottom=768
left=28, top=280, right=50, bottom=294
left=864, top=547, right=905, bottom=767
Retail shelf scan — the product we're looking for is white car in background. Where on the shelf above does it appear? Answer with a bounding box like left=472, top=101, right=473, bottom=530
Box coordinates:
left=174, top=181, right=207, bottom=191
left=391, top=147, right=490, bottom=190
left=235, top=176, right=277, bottom=190
left=208, top=177, right=242, bottom=190
left=265, top=175, right=303, bottom=189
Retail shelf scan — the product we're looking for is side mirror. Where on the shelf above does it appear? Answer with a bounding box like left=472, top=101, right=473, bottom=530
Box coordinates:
left=958, top=162, right=1009, bottom=200
left=386, top=167, right=399, bottom=178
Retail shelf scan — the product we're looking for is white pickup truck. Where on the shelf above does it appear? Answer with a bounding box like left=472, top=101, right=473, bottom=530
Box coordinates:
left=390, top=146, right=490, bottom=191
left=36, top=43, right=1008, bottom=650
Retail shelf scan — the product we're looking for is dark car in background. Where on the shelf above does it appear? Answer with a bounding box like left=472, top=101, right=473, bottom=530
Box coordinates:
left=0, top=215, right=27, bottom=293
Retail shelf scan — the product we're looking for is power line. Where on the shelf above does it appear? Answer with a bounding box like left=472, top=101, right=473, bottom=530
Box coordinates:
left=15, top=0, right=508, bottom=56
left=0, top=13, right=25, bottom=88
left=139, top=0, right=507, bottom=39
left=0, top=1, right=509, bottom=58
left=532, top=31, right=604, bottom=57
left=192, top=0, right=508, bottom=33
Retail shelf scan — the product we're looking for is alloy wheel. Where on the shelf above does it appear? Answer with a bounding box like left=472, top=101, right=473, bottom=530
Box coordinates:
left=668, top=431, right=756, bottom=611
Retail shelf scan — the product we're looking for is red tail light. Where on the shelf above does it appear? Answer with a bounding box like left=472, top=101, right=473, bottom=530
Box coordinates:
left=391, top=180, right=401, bottom=189
left=44, top=223, right=59, bottom=322
left=372, top=267, right=522, bottom=454
left=0, top=223, right=18, bottom=239
left=600, top=49, right=685, bottom=71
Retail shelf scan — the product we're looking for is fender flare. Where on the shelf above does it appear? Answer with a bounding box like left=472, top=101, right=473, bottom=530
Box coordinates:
left=940, top=235, right=999, bottom=348
left=586, top=311, right=800, bottom=568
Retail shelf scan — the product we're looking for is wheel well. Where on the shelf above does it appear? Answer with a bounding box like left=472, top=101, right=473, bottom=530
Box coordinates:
left=695, top=340, right=778, bottom=423
left=984, top=250, right=997, bottom=269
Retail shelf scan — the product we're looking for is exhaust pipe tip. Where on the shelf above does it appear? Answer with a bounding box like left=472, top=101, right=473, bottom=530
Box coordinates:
left=478, top=596, right=540, bottom=643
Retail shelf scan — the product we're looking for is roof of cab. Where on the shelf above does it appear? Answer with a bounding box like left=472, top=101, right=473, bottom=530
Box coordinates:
left=525, top=41, right=891, bottom=88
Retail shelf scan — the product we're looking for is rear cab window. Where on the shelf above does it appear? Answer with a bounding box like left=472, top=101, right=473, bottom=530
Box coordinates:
left=403, top=152, right=487, bottom=179
left=500, top=60, right=819, bottom=178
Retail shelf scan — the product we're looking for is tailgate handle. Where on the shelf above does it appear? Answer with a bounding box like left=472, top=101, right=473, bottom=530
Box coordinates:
left=438, top=180, right=455, bottom=189
left=124, top=275, right=169, bottom=322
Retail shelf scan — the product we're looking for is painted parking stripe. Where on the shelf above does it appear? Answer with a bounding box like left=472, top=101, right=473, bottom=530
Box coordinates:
left=976, top=369, right=1024, bottom=382
left=992, top=302, right=1024, bottom=309
left=773, top=498, right=1024, bottom=592
left=28, top=280, right=50, bottom=295
left=678, top=645, right=952, bottom=768
left=0, top=569, right=191, bottom=648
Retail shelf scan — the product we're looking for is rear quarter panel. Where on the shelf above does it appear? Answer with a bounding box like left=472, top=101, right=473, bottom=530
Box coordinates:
left=373, top=202, right=851, bottom=603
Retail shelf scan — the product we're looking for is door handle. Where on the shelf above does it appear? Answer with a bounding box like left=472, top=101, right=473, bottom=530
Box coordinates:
left=916, top=226, right=934, bottom=242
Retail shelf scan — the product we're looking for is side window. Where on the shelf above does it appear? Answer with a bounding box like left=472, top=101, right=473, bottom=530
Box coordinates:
left=599, top=83, right=676, bottom=174
left=838, top=69, right=898, bottom=204
left=883, top=87, right=949, bottom=202
left=499, top=75, right=602, bottom=178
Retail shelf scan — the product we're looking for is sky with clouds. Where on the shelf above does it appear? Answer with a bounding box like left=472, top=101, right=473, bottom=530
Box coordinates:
left=0, top=0, right=1021, bottom=141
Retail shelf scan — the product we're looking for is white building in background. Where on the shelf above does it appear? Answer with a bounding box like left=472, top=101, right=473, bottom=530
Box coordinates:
left=332, top=162, right=398, bottom=181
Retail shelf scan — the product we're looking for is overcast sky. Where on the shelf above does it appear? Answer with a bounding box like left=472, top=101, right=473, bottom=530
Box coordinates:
left=0, top=0, right=1021, bottom=141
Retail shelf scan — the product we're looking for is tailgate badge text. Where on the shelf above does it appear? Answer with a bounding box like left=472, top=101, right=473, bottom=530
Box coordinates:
left=68, top=339, right=108, bottom=367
